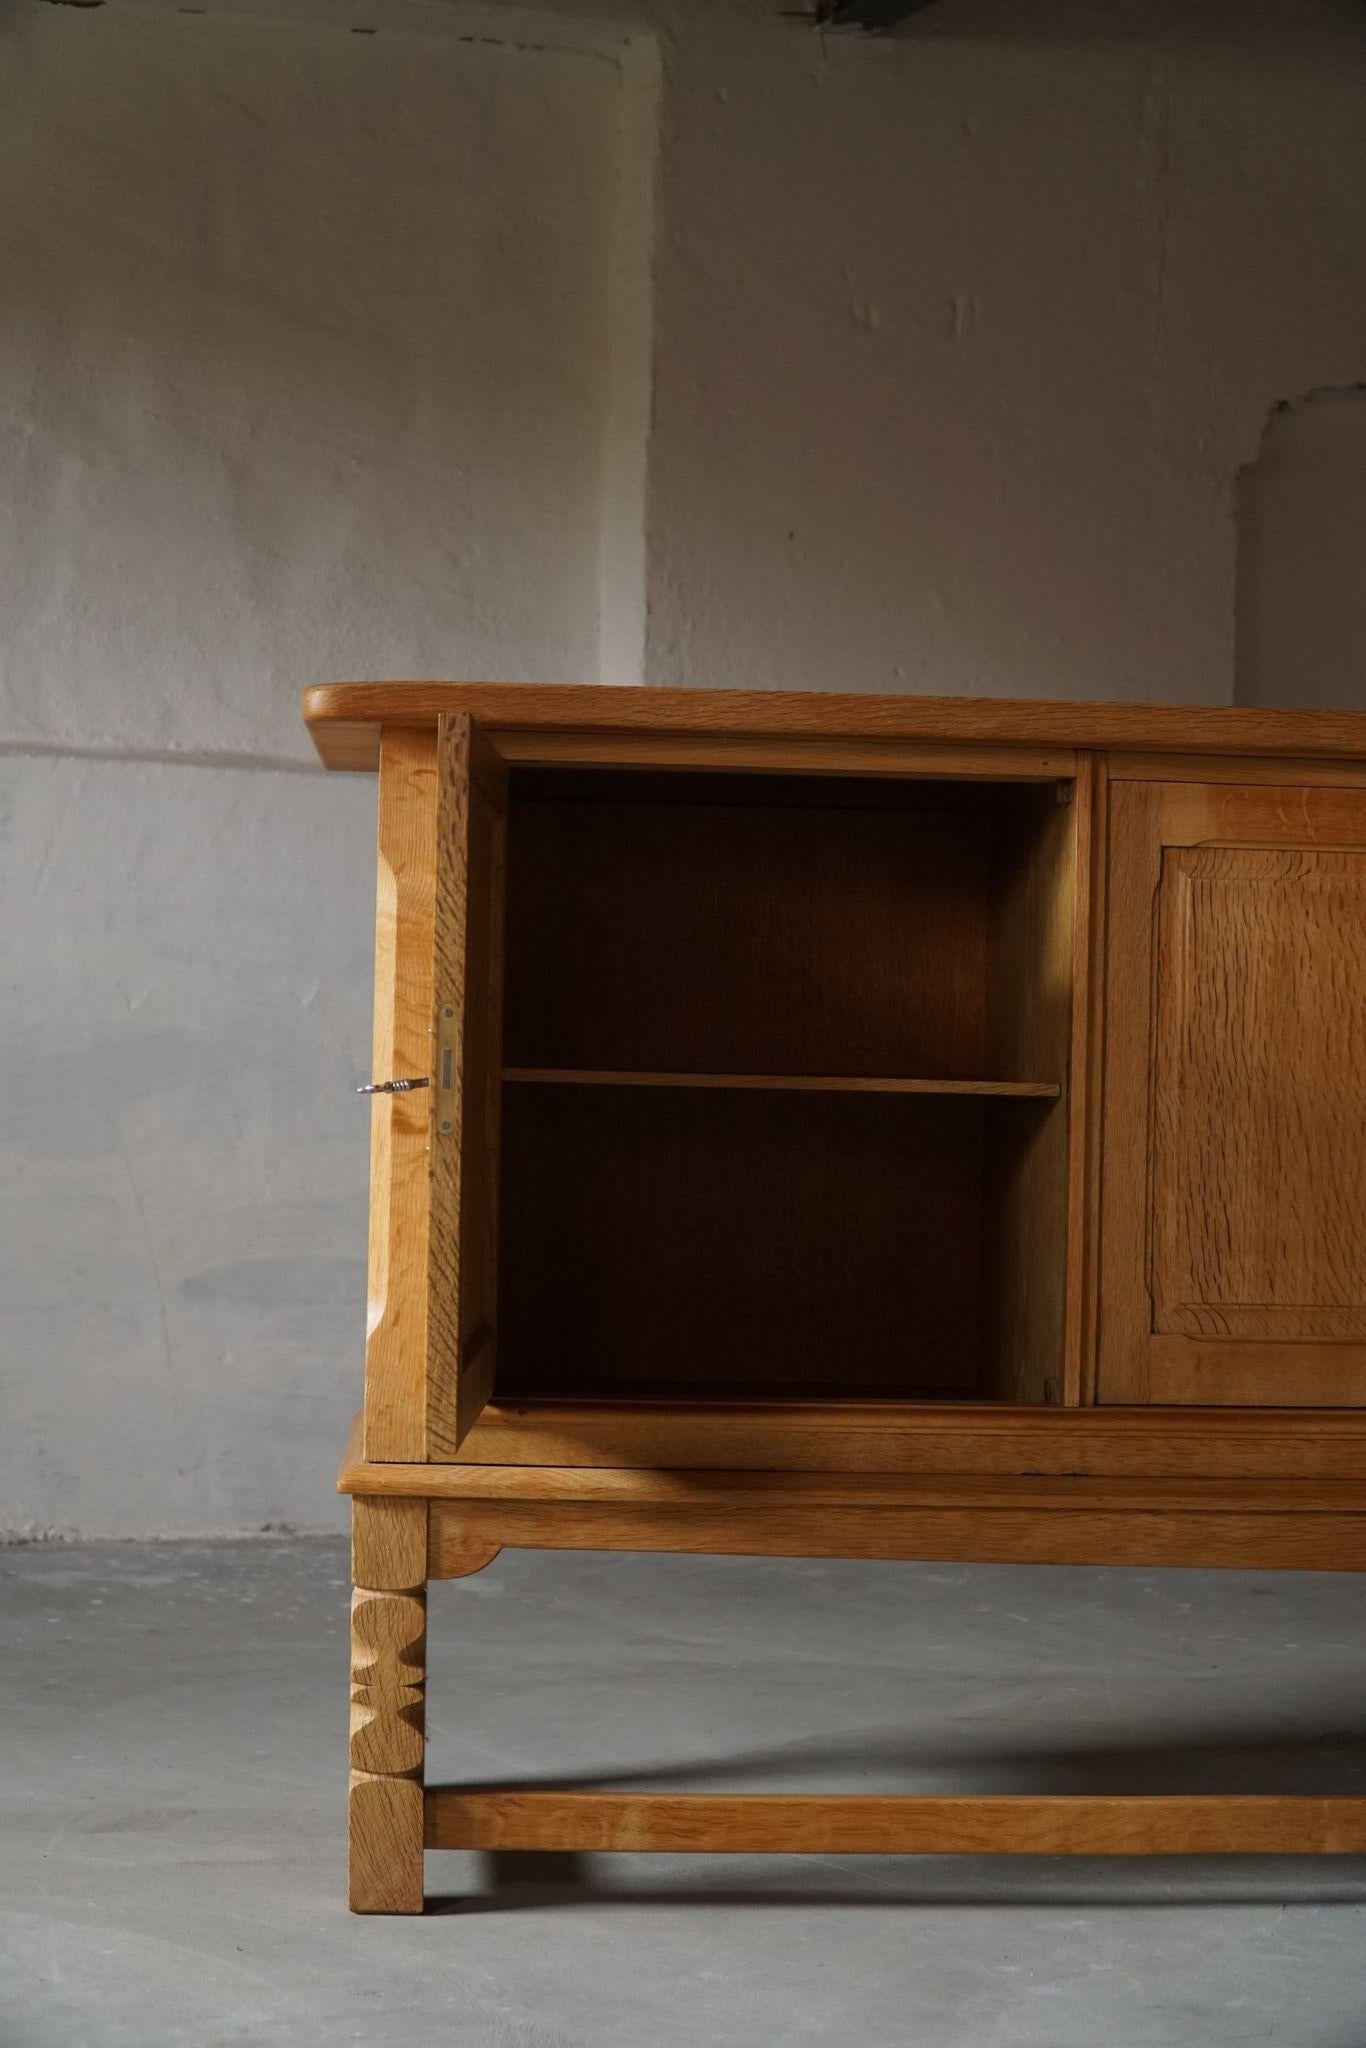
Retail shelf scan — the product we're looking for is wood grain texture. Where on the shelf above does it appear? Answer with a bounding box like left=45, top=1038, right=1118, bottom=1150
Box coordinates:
left=351, top=1492, right=427, bottom=1592
left=1077, top=756, right=1109, bottom=1404
left=487, top=731, right=1074, bottom=781
left=365, top=1462, right=1366, bottom=1512
left=427, top=716, right=507, bottom=1457
left=1099, top=781, right=1366, bottom=1407
left=498, top=1083, right=989, bottom=1402
left=1095, top=779, right=1162, bottom=1402
left=348, top=1583, right=426, bottom=1913
left=363, top=729, right=437, bottom=1461
left=983, top=783, right=1079, bottom=1401
left=502, top=771, right=999, bottom=1080
left=1145, top=1339, right=1366, bottom=1408
left=503, top=1069, right=1059, bottom=1098
left=1159, top=781, right=1366, bottom=848
left=428, top=1496, right=1366, bottom=1573
left=1153, top=847, right=1366, bottom=1343
left=301, top=681, right=1366, bottom=772
left=1108, top=752, right=1366, bottom=789
left=424, top=1790, right=1366, bottom=1856
left=336, top=1403, right=1366, bottom=1485
left=349, top=1773, right=424, bottom=1914
left=350, top=1587, right=426, bottom=1777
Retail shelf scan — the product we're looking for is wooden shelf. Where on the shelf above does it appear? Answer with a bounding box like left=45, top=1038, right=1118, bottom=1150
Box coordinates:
left=501, top=1067, right=1061, bottom=1099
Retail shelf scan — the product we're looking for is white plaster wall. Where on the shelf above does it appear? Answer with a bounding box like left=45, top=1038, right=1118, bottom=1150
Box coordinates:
left=0, top=3, right=621, bottom=762
left=640, top=0, right=1366, bottom=703
left=0, top=1, right=631, bottom=1536
left=6, top=0, right=1366, bottom=1536
left=0, top=756, right=374, bottom=1535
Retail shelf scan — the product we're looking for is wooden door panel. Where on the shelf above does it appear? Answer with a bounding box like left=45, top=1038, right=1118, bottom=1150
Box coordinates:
left=428, top=714, right=507, bottom=1457
left=1099, top=780, right=1366, bottom=1406
left=1152, top=846, right=1366, bottom=1343
left=362, top=716, right=508, bottom=1461
left=363, top=727, right=439, bottom=1461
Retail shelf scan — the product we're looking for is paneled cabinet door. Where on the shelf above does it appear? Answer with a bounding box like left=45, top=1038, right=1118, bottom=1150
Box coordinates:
left=1098, top=780, right=1366, bottom=1407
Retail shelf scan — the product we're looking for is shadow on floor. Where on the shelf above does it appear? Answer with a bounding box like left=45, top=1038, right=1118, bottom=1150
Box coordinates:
left=426, top=1721, right=1366, bottom=1914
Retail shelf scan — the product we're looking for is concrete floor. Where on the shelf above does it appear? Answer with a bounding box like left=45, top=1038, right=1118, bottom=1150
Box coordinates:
left=3, top=1542, right=1366, bottom=2048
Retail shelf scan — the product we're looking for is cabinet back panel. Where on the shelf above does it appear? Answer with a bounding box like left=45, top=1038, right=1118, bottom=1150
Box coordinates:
left=503, top=771, right=993, bottom=1079
left=497, top=1084, right=984, bottom=1402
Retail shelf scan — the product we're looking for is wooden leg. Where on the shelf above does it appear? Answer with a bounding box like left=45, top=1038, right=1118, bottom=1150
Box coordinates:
left=349, top=1498, right=428, bottom=1913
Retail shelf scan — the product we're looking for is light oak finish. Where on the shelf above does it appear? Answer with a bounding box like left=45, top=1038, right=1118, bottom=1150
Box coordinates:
left=427, top=1496, right=1366, bottom=1575
left=348, top=1574, right=426, bottom=1914
left=481, top=729, right=1081, bottom=774
left=316, top=687, right=1366, bottom=1910
left=338, top=1405, right=1366, bottom=1483
left=984, top=769, right=1088, bottom=1401
left=348, top=1773, right=425, bottom=1916
left=1077, top=755, right=1109, bottom=1404
left=364, top=1459, right=1366, bottom=1514
left=427, top=716, right=507, bottom=1455
left=1099, top=780, right=1366, bottom=1406
left=362, top=729, right=438, bottom=1462
left=488, top=730, right=1075, bottom=782
left=349, top=1587, right=426, bottom=1777
left=502, top=1068, right=1060, bottom=1098
left=424, top=1790, right=1366, bottom=1857
left=1108, top=750, right=1366, bottom=788
left=351, top=1495, right=426, bottom=1592
left=302, top=681, right=1366, bottom=773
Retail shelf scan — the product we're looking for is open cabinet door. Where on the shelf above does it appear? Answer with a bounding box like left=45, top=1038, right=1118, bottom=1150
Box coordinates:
left=1098, top=778, right=1366, bottom=1407
left=429, top=714, right=508, bottom=1456
left=362, top=716, right=506, bottom=1461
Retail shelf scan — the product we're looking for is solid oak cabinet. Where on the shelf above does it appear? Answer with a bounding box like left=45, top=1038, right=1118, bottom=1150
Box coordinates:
left=304, top=682, right=1366, bottom=1914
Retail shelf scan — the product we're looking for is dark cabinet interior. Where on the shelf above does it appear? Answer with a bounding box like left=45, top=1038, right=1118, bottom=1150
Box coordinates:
left=495, top=766, right=1078, bottom=1406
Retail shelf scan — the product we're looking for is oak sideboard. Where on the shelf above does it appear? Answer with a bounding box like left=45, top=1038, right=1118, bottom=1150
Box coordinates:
left=303, top=681, right=1366, bottom=1912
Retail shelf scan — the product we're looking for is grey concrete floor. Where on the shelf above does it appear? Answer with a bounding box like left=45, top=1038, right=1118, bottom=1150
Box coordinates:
left=4, top=1542, right=1366, bottom=2048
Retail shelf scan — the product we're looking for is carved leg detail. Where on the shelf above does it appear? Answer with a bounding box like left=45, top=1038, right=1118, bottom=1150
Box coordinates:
left=350, top=1587, right=426, bottom=1774
left=349, top=1499, right=427, bottom=1913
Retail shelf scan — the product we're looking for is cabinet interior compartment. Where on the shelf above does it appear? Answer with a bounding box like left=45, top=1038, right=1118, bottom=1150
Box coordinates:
left=495, top=765, right=1077, bottom=1405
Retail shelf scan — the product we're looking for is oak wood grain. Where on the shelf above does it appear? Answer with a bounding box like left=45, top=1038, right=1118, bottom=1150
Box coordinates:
left=339, top=1405, right=1366, bottom=1485
left=1099, top=781, right=1366, bottom=1407
left=427, top=1496, right=1366, bottom=1573
left=1153, top=847, right=1366, bottom=1344
left=427, top=716, right=507, bottom=1456
left=363, top=729, right=438, bottom=1461
left=424, top=1789, right=1366, bottom=1856
left=349, top=1586, right=426, bottom=1777
left=351, top=1494, right=427, bottom=1592
left=368, top=1461, right=1366, bottom=1513
left=503, top=1069, right=1060, bottom=1098
left=1108, top=751, right=1366, bottom=788
left=1077, top=756, right=1109, bottom=1404
left=348, top=1580, right=426, bottom=1913
left=984, top=781, right=1080, bottom=1401
left=502, top=771, right=999, bottom=1080
left=302, top=681, right=1366, bottom=772
left=349, top=1774, right=424, bottom=1913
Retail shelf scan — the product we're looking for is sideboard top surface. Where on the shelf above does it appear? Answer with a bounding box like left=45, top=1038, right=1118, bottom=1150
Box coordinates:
left=302, top=680, right=1366, bottom=773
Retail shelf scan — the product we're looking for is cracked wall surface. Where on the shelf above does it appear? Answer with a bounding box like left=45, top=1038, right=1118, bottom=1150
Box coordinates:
left=1237, top=388, right=1366, bottom=712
